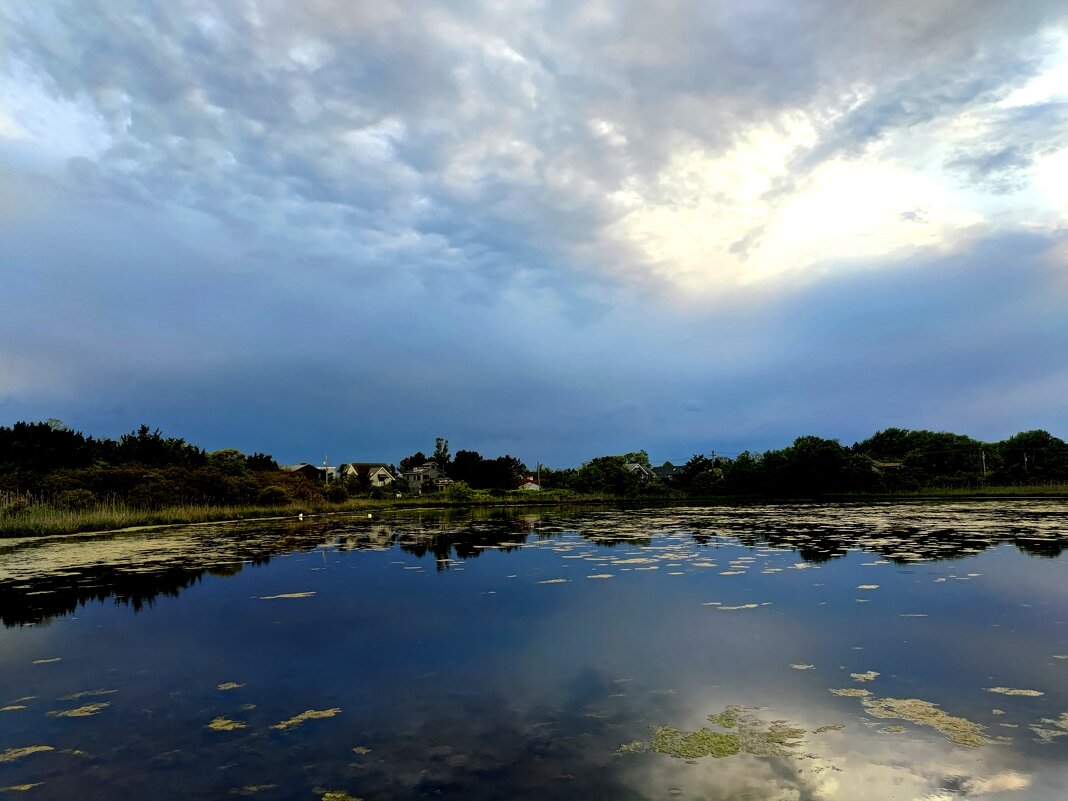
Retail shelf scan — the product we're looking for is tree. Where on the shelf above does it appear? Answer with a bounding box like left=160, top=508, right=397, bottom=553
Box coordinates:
left=433, top=437, right=451, bottom=470
left=399, top=451, right=428, bottom=472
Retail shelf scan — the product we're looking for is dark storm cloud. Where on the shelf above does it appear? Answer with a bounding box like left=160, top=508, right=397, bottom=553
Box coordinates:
left=2, top=1, right=1067, bottom=463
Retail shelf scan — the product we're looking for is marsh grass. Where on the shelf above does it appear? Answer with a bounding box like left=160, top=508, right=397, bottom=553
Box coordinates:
left=0, top=491, right=611, bottom=538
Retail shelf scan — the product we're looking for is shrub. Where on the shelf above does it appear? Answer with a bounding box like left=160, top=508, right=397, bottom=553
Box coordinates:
left=1, top=495, right=30, bottom=518
left=56, top=488, right=98, bottom=510
left=256, top=485, right=291, bottom=505
left=323, top=483, right=349, bottom=503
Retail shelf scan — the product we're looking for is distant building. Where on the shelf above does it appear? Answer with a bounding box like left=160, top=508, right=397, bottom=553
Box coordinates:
left=339, top=462, right=395, bottom=488
left=623, top=462, right=655, bottom=482
left=401, top=462, right=445, bottom=494
left=517, top=477, right=541, bottom=491
left=652, top=463, right=684, bottom=481
left=283, top=463, right=334, bottom=482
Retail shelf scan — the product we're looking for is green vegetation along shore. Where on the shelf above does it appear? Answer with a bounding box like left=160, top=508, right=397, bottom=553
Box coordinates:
left=3, top=420, right=1068, bottom=537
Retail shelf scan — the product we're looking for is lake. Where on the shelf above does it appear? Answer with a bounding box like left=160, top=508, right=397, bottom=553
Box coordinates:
left=1, top=501, right=1067, bottom=800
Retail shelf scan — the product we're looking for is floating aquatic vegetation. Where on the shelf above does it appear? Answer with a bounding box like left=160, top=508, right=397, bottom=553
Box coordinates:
left=0, top=784, right=44, bottom=792
left=860, top=697, right=992, bottom=747
left=270, top=708, right=342, bottom=730
left=617, top=741, right=646, bottom=753
left=258, top=592, right=315, bottom=600
left=207, top=717, right=247, bottom=731
left=59, top=689, right=117, bottom=700
left=537, top=578, right=568, bottom=584
left=631, top=706, right=805, bottom=761
left=850, top=671, right=880, bottom=682
left=992, top=709, right=1005, bottom=715
left=813, top=724, right=845, bottom=733
left=586, top=574, right=613, bottom=579
left=319, top=792, right=363, bottom=801
left=790, top=664, right=814, bottom=670
left=830, top=688, right=870, bottom=697
left=881, top=725, right=906, bottom=733
left=650, top=726, right=740, bottom=759
left=718, top=570, right=744, bottom=575
left=351, top=746, right=372, bottom=755
left=48, top=702, right=109, bottom=718
left=217, top=682, right=245, bottom=691
left=718, top=604, right=758, bottom=611
left=0, top=746, right=53, bottom=763
left=229, top=785, right=277, bottom=796
left=986, top=687, right=1044, bottom=697
left=0, top=705, right=27, bottom=712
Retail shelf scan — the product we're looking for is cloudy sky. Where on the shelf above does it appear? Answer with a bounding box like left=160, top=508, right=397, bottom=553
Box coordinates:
left=2, top=1, right=1067, bottom=466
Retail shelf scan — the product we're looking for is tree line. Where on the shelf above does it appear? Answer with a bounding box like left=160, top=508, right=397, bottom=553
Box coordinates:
left=2, top=421, right=1067, bottom=512
left=640, top=428, right=1068, bottom=496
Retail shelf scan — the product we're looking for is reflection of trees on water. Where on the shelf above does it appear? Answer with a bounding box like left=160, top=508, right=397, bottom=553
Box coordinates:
left=3, top=505, right=1065, bottom=627
left=0, top=525, right=325, bottom=628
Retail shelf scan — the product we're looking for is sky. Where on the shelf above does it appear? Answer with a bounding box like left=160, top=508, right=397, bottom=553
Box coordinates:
left=2, top=0, right=1067, bottom=467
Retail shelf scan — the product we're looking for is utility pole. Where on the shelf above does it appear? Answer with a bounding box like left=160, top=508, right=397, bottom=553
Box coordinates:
left=981, top=449, right=987, bottom=478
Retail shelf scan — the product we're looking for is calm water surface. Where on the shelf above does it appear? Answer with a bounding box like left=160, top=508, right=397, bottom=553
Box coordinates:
left=1, top=501, right=1067, bottom=800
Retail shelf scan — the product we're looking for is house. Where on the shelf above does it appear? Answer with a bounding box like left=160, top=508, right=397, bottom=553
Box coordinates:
left=517, top=477, right=541, bottom=491
left=624, top=462, right=656, bottom=482
left=283, top=463, right=335, bottom=482
left=401, top=462, right=445, bottom=494
left=339, top=462, right=395, bottom=488
left=652, top=463, right=684, bottom=482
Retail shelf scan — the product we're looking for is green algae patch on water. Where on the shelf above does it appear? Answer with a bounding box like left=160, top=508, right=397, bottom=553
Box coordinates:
left=217, top=682, right=245, bottom=691
left=59, top=689, right=117, bottom=701
left=632, top=706, right=806, bottom=761
left=207, top=716, right=247, bottom=731
left=270, top=708, right=341, bottom=730
left=850, top=671, right=880, bottom=682
left=986, top=687, right=1044, bottom=697
left=47, top=702, right=108, bottom=718
left=830, top=688, right=871, bottom=698
left=0, top=705, right=27, bottom=712
left=860, top=697, right=992, bottom=747
left=790, top=664, right=814, bottom=670
left=814, top=724, right=845, bottom=733
left=0, top=783, right=45, bottom=792
left=351, top=746, right=372, bottom=755
left=0, top=746, right=54, bottom=764
left=651, top=727, right=740, bottom=759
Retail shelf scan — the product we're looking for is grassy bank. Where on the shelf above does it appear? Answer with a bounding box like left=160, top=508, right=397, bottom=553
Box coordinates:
left=0, top=491, right=614, bottom=538
left=5, top=484, right=1066, bottom=539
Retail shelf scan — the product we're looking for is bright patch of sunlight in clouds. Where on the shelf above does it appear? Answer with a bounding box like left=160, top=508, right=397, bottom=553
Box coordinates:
left=604, top=115, right=983, bottom=293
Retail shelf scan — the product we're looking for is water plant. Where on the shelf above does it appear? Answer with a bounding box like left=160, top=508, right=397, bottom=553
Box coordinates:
left=628, top=706, right=806, bottom=761
left=270, top=708, right=341, bottom=730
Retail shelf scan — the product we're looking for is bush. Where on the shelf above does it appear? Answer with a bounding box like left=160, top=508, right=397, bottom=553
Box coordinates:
left=56, top=488, right=98, bottom=510
left=256, top=485, right=291, bottom=505
left=324, top=483, right=349, bottom=503
left=1, top=495, right=29, bottom=518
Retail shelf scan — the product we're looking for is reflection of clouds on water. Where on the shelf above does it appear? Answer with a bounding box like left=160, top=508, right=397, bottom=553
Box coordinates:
left=1, top=502, right=1067, bottom=798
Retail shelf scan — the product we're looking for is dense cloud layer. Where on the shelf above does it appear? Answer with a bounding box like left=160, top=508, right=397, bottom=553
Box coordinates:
left=2, top=1, right=1067, bottom=464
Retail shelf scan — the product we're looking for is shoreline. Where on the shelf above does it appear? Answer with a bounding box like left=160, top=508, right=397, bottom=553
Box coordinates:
left=4, top=487, right=1068, bottom=540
